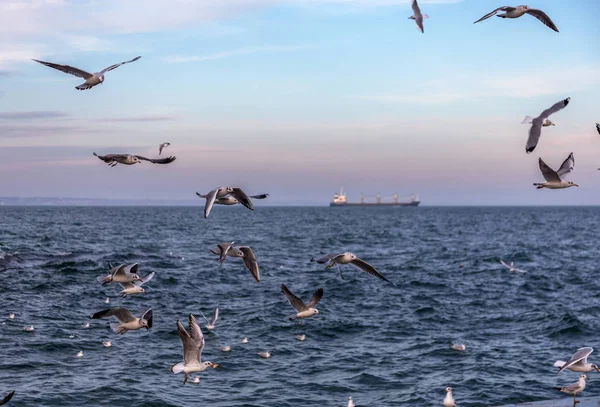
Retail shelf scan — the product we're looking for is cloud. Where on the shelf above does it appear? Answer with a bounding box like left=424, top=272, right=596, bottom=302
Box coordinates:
left=0, top=124, right=100, bottom=138
left=163, top=44, right=315, bottom=63
left=0, top=111, right=69, bottom=120
left=100, top=115, right=176, bottom=123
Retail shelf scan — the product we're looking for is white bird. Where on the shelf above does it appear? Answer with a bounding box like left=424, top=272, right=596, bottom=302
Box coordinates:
left=474, top=5, right=559, bottom=32
left=451, top=344, right=466, bottom=351
left=94, top=152, right=176, bottom=167
left=241, top=337, right=249, bottom=344
left=219, top=345, right=231, bottom=352
left=195, top=187, right=257, bottom=218
left=534, top=152, right=578, bottom=190
left=348, top=396, right=355, bottom=407
left=522, top=115, right=555, bottom=127
left=443, top=387, right=456, bottom=407
left=409, top=0, right=429, bottom=33
left=500, top=260, right=527, bottom=273
left=102, top=340, right=112, bottom=348
left=97, top=263, right=141, bottom=285
left=525, top=97, right=570, bottom=153
left=190, top=376, right=200, bottom=384
left=32, top=56, right=142, bottom=90
left=105, top=297, right=110, bottom=304
left=296, top=334, right=306, bottom=341
left=82, top=322, right=90, bottom=328
left=170, top=314, right=219, bottom=384
left=313, top=252, right=394, bottom=284
left=281, top=284, right=323, bottom=324
left=557, top=374, right=587, bottom=404
left=258, top=351, right=271, bottom=358
left=23, top=325, right=34, bottom=332
left=555, top=347, right=600, bottom=374
left=159, top=142, right=171, bottom=155
left=118, top=271, right=155, bottom=297
left=8, top=313, right=14, bottom=320
left=201, top=308, right=219, bottom=331
left=89, top=307, right=152, bottom=335
left=76, top=351, right=84, bottom=358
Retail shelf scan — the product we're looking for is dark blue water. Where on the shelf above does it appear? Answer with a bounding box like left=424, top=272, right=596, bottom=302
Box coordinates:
left=1, top=206, right=599, bottom=407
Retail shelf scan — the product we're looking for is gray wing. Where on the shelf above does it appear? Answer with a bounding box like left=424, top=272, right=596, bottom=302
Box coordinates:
left=281, top=284, right=307, bottom=312
left=32, top=59, right=93, bottom=79
left=134, top=155, right=176, bottom=164
left=500, top=260, right=511, bottom=269
left=350, top=258, right=394, bottom=284
left=177, top=319, right=200, bottom=365
left=89, top=307, right=136, bottom=323
left=248, top=194, right=269, bottom=199
left=596, top=123, right=600, bottom=136
left=203, top=188, right=219, bottom=218
left=411, top=0, right=421, bottom=16
left=136, top=271, right=155, bottom=287
left=211, top=308, right=219, bottom=326
left=525, top=8, right=559, bottom=32
left=539, top=158, right=560, bottom=183
left=526, top=120, right=543, bottom=154
left=556, top=152, right=574, bottom=178
left=141, top=309, right=153, bottom=329
left=0, top=391, right=14, bottom=406
left=100, top=56, right=142, bottom=74
left=312, top=253, right=343, bottom=264
left=112, top=264, right=130, bottom=277
left=214, top=242, right=234, bottom=262
left=415, top=16, right=424, bottom=33
left=558, top=347, right=593, bottom=374
left=230, top=188, right=254, bottom=211
left=239, top=246, right=260, bottom=282
left=306, top=288, right=324, bottom=308
left=124, top=263, right=139, bottom=276
left=539, top=98, right=570, bottom=120
left=188, top=314, right=205, bottom=354
left=94, top=153, right=128, bottom=163
left=473, top=6, right=514, bottom=23
left=562, top=380, right=583, bottom=392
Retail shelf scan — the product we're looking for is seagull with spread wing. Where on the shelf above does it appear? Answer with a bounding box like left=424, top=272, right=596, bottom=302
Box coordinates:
left=118, top=271, right=155, bottom=297
left=312, top=252, right=395, bottom=284
left=210, top=242, right=237, bottom=262
left=32, top=56, right=141, bottom=90
left=534, top=152, right=578, bottom=190
left=97, top=263, right=141, bottom=285
left=555, top=347, right=600, bottom=374
left=170, top=314, right=218, bottom=384
left=93, top=152, right=176, bottom=167
left=200, top=308, right=219, bottom=331
left=408, top=0, right=429, bottom=33
left=281, top=284, right=323, bottom=324
left=209, top=243, right=260, bottom=282
left=196, top=189, right=268, bottom=217
left=500, top=260, right=527, bottom=273
left=159, top=142, right=171, bottom=155
left=89, top=307, right=152, bottom=335
left=474, top=5, right=559, bottom=32
left=525, top=97, right=570, bottom=153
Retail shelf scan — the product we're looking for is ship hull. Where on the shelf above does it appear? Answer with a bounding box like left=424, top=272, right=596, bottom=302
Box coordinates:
left=329, top=201, right=420, bottom=207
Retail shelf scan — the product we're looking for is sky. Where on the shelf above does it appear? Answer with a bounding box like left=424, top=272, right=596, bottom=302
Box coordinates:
left=0, top=0, right=599, bottom=205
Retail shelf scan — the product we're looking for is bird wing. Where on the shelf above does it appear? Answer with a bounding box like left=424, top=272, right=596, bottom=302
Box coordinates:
left=134, top=155, right=176, bottom=164
left=0, top=391, right=15, bottom=406
left=350, top=258, right=394, bottom=284
left=281, top=284, right=307, bottom=312
left=203, top=188, right=219, bottom=218
left=556, top=152, right=574, bottom=178
left=89, top=307, right=136, bottom=323
left=188, top=314, right=205, bottom=354
left=94, top=153, right=128, bottom=163
left=411, top=0, right=421, bottom=16
left=159, top=144, right=164, bottom=155
left=99, top=56, right=142, bottom=74
left=248, top=194, right=269, bottom=199
left=136, top=271, right=155, bottom=287
left=239, top=246, right=260, bottom=282
left=32, top=59, right=93, bottom=79
left=141, top=308, right=153, bottom=329
left=525, top=8, right=559, bottom=32
left=230, top=188, right=254, bottom=210
left=313, top=253, right=342, bottom=264
left=473, top=6, right=514, bottom=23
left=562, top=380, right=583, bottom=393
left=526, top=121, right=543, bottom=154
left=538, top=158, right=561, bottom=183
left=596, top=123, right=600, bottom=135
left=415, top=16, right=424, bottom=33
left=558, top=347, right=593, bottom=374
left=124, top=263, right=139, bottom=276
left=215, top=242, right=234, bottom=261
left=521, top=115, right=535, bottom=124
left=500, top=260, right=511, bottom=269
left=177, top=319, right=200, bottom=365
left=306, top=288, right=324, bottom=308
left=539, top=97, right=570, bottom=120
left=211, top=308, right=219, bottom=326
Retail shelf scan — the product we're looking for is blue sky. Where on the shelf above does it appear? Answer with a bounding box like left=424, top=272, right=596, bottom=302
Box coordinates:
left=0, top=0, right=599, bottom=205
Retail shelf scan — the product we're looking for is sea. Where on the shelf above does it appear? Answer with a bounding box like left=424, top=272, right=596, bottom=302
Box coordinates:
left=1, top=206, right=599, bottom=407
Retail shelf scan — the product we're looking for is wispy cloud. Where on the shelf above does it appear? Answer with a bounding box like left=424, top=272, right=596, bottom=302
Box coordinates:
left=100, top=115, right=176, bottom=123
left=0, top=125, right=101, bottom=138
left=0, top=111, right=69, bottom=120
left=163, top=44, right=315, bottom=63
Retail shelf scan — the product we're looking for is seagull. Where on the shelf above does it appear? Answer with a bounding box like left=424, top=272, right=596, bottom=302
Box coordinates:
left=76, top=351, right=84, bottom=358
left=525, top=97, right=570, bottom=153
left=102, top=340, right=112, bottom=347
left=0, top=391, right=14, bottom=406
left=557, top=374, right=587, bottom=404
left=500, top=260, right=527, bottom=273
left=82, top=322, right=90, bottom=328
left=555, top=347, right=600, bottom=374
left=105, top=297, right=110, bottom=304
left=93, top=152, right=176, bottom=167
left=159, top=142, right=171, bottom=155
left=596, top=123, right=600, bottom=136
left=534, top=152, right=578, bottom=190
left=195, top=187, right=258, bottom=218
left=89, top=307, right=152, bottom=335
left=97, top=263, right=141, bottom=285
left=443, top=387, right=456, bottom=407
left=201, top=308, right=219, bottom=331
left=210, top=242, right=236, bottom=262
left=473, top=5, right=559, bottom=32
left=190, top=376, right=200, bottom=384
left=8, top=313, right=14, bottom=320
left=257, top=351, right=271, bottom=358
left=281, top=284, right=323, bottom=323
left=348, top=396, right=355, bottom=407
left=170, top=313, right=218, bottom=384
left=219, top=345, right=231, bottom=352
left=522, top=115, right=555, bottom=127
left=451, top=344, right=466, bottom=351
left=32, top=56, right=142, bottom=90
left=408, top=0, right=429, bottom=33
left=312, top=252, right=394, bottom=284
left=196, top=193, right=268, bottom=208
left=241, top=337, right=249, bottom=344
left=23, top=325, right=34, bottom=332
left=118, top=271, right=155, bottom=297
left=238, top=246, right=260, bottom=282
left=296, top=334, right=306, bottom=341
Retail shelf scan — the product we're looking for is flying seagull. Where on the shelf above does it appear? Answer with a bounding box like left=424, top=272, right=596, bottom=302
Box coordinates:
left=522, top=115, right=555, bottom=127
left=238, top=246, right=260, bottom=282
left=555, top=347, right=600, bottom=374
left=93, top=152, right=176, bottom=167
left=525, top=97, right=570, bottom=153
left=500, top=260, right=527, bottom=273
left=596, top=123, right=599, bottom=136
left=281, top=283, right=323, bottom=323
left=443, top=387, right=456, bottom=407
left=32, top=56, right=141, bottom=90
left=312, top=252, right=394, bottom=284
left=118, top=271, right=155, bottom=297
left=557, top=374, right=587, bottom=405
left=534, top=152, right=578, bottom=190
left=0, top=391, right=14, bottom=406
left=196, top=187, right=255, bottom=218
left=210, top=242, right=236, bottom=262
left=159, top=142, right=171, bottom=155
left=409, top=0, right=428, bottom=33
left=97, top=263, right=141, bottom=285
left=474, top=5, right=559, bottom=32
left=89, top=307, right=152, bottom=334
left=170, top=314, right=218, bottom=384
left=201, top=308, right=219, bottom=331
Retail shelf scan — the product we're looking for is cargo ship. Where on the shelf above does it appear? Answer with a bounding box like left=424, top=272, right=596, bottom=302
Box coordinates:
left=329, top=188, right=420, bottom=207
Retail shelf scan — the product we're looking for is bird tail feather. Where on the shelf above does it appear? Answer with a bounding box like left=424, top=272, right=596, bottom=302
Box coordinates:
left=170, top=362, right=185, bottom=374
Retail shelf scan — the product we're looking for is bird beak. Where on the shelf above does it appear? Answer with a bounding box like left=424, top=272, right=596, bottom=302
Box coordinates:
left=574, top=184, right=579, bottom=187
left=212, top=364, right=220, bottom=368
left=595, top=367, right=600, bottom=373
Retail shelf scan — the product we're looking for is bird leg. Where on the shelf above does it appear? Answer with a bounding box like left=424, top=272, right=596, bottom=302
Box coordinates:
left=574, top=394, right=578, bottom=405
left=338, top=265, right=345, bottom=280
left=183, top=373, right=188, bottom=385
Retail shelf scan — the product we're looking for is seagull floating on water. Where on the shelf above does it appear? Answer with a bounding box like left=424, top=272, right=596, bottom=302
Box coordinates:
left=82, top=322, right=90, bottom=328
left=555, top=347, right=600, bottom=374
left=282, top=284, right=323, bottom=324
left=451, top=344, right=466, bottom=351
left=0, top=391, right=15, bottom=406
left=8, top=313, right=14, bottom=320
left=220, top=345, right=231, bottom=352
left=257, top=351, right=271, bottom=358
left=158, top=142, right=171, bottom=155
left=348, top=396, right=355, bottom=407
left=102, top=340, right=112, bottom=348
left=32, top=56, right=141, bottom=90
left=534, top=152, right=578, bottom=190
left=408, top=0, right=428, bottom=33
left=557, top=374, right=587, bottom=404
left=241, top=337, right=249, bottom=344
left=525, top=97, right=570, bottom=153
left=443, top=387, right=456, bottom=407
left=118, top=271, right=155, bottom=297
left=93, top=152, right=176, bottom=167
left=190, top=376, right=200, bottom=384
left=23, top=325, right=34, bottom=332
left=105, top=297, right=110, bottom=304
left=474, top=5, right=559, bottom=32
left=313, top=252, right=394, bottom=284
left=201, top=308, right=219, bottom=331
left=89, top=307, right=152, bottom=335
left=500, top=260, right=527, bottom=273
left=76, top=351, right=84, bottom=358
left=296, top=334, right=306, bottom=341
